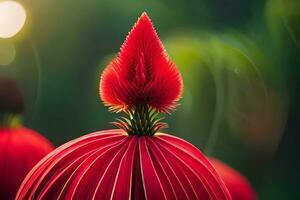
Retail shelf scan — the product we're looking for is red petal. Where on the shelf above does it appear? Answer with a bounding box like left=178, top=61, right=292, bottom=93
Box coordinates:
left=91, top=138, right=129, bottom=199
left=100, top=12, right=183, bottom=112
left=17, top=131, right=231, bottom=200
left=210, top=158, right=256, bottom=200
left=0, top=127, right=54, bottom=200
left=110, top=136, right=137, bottom=199
left=139, top=137, right=166, bottom=199
left=16, top=130, right=126, bottom=199
left=156, top=133, right=232, bottom=200
left=131, top=138, right=146, bottom=200
left=146, top=138, right=193, bottom=199
left=146, top=137, right=188, bottom=199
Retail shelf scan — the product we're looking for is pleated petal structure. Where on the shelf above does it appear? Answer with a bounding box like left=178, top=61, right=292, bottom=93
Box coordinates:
left=17, top=130, right=231, bottom=200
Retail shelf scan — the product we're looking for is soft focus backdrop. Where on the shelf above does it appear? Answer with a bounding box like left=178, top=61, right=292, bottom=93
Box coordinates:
left=0, top=0, right=299, bottom=199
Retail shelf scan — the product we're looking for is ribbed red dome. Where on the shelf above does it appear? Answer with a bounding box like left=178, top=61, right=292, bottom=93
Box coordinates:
left=0, top=126, right=54, bottom=200
left=17, top=130, right=231, bottom=199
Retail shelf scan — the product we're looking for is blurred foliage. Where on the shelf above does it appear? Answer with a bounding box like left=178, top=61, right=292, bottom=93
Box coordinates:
left=0, top=0, right=299, bottom=199
left=165, top=31, right=287, bottom=160
left=265, top=0, right=300, bottom=48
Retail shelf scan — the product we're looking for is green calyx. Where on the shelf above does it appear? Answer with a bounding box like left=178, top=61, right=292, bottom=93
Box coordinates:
left=0, top=113, right=22, bottom=128
left=112, top=104, right=167, bottom=136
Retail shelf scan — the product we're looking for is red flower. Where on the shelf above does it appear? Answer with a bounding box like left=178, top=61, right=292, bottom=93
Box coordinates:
left=100, top=12, right=182, bottom=113
left=210, top=158, right=256, bottom=200
left=0, top=78, right=54, bottom=200
left=16, top=13, right=231, bottom=200
left=17, top=130, right=231, bottom=199
left=0, top=127, right=54, bottom=200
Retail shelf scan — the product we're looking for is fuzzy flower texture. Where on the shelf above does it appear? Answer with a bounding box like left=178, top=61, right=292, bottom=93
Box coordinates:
left=17, top=13, right=233, bottom=199
left=100, top=13, right=182, bottom=113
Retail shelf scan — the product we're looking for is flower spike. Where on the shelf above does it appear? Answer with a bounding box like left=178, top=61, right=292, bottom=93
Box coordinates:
left=100, top=12, right=183, bottom=113
left=16, top=13, right=232, bottom=200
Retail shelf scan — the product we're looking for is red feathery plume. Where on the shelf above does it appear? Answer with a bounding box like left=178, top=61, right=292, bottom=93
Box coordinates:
left=100, top=12, right=182, bottom=113
left=210, top=158, right=256, bottom=200
left=0, top=78, right=54, bottom=200
left=16, top=13, right=231, bottom=200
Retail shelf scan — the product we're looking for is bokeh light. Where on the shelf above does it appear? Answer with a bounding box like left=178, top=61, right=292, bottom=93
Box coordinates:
left=0, top=41, right=16, bottom=65
left=0, top=1, right=26, bottom=38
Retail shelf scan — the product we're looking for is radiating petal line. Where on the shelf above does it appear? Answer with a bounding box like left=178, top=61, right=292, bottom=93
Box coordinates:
left=38, top=149, right=97, bottom=199
left=20, top=131, right=122, bottom=187
left=92, top=138, right=131, bottom=199
left=156, top=138, right=219, bottom=199
left=154, top=140, right=203, bottom=199
left=156, top=135, right=231, bottom=200
left=131, top=138, right=146, bottom=200
left=147, top=138, right=190, bottom=200
left=110, top=136, right=137, bottom=200
left=157, top=134, right=231, bottom=198
left=139, top=137, right=166, bottom=200
left=62, top=138, right=128, bottom=199
left=26, top=134, right=125, bottom=199
left=17, top=131, right=125, bottom=199
left=161, top=135, right=231, bottom=200
left=145, top=137, right=177, bottom=200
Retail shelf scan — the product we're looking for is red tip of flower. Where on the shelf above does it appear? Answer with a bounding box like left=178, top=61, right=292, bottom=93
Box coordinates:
left=210, top=158, right=256, bottom=200
left=100, top=12, right=183, bottom=112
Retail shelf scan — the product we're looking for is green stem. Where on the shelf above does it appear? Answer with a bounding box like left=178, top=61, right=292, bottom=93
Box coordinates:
left=0, top=113, right=22, bottom=128
left=114, top=104, right=166, bottom=136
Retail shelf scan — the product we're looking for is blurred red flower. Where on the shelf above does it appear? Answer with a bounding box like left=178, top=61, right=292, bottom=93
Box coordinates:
left=210, top=158, right=256, bottom=200
left=0, top=78, right=54, bottom=200
left=16, top=13, right=231, bottom=200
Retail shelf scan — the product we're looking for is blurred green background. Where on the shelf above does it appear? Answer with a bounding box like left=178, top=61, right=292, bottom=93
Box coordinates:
left=0, top=0, right=299, bottom=199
